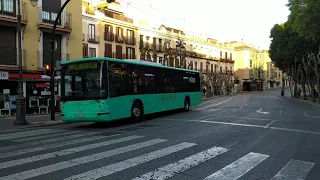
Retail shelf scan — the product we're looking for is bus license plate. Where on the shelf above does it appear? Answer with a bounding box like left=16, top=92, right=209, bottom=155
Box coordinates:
left=76, top=114, right=85, bottom=118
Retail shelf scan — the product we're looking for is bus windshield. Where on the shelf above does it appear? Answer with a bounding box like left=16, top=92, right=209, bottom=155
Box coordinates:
left=60, top=60, right=107, bottom=101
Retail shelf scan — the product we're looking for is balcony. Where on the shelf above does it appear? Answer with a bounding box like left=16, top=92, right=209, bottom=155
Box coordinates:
left=157, top=45, right=164, bottom=52
left=0, top=47, right=27, bottom=70
left=87, top=34, right=99, bottom=43
left=38, top=51, right=69, bottom=69
left=125, top=37, right=135, bottom=45
left=38, top=7, right=72, bottom=33
left=104, top=32, right=114, bottom=42
left=0, top=0, right=27, bottom=26
left=115, top=35, right=124, bottom=43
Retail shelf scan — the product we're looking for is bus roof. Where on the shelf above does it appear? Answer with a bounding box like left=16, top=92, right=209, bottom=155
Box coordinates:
left=61, top=57, right=199, bottom=73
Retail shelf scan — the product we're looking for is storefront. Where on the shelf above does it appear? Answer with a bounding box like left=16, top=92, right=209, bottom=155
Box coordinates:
left=0, top=71, right=60, bottom=116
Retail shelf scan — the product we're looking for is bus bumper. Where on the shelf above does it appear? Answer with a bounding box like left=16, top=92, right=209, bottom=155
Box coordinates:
left=61, top=112, right=111, bottom=122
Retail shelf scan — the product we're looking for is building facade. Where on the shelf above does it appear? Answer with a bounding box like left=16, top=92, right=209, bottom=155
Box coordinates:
left=0, top=0, right=82, bottom=115
left=82, top=0, right=138, bottom=60
left=81, top=0, right=235, bottom=97
left=226, top=41, right=284, bottom=91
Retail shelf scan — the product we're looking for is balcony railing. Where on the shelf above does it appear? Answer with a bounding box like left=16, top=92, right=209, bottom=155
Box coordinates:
left=104, top=32, right=114, bottom=42
left=157, top=45, right=164, bottom=52
left=125, top=37, right=135, bottom=45
left=38, top=7, right=72, bottom=29
left=38, top=51, right=69, bottom=68
left=0, top=1, right=28, bottom=22
left=115, top=35, right=124, bottom=43
left=87, top=34, right=99, bottom=43
left=0, top=47, right=27, bottom=68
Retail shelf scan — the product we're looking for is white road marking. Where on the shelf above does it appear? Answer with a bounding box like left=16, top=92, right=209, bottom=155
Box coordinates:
left=12, top=130, right=80, bottom=142
left=232, top=104, right=247, bottom=112
left=0, top=129, right=60, bottom=141
left=271, top=159, right=314, bottom=180
left=133, top=146, right=229, bottom=180
left=304, top=112, right=320, bottom=118
left=190, top=120, right=267, bottom=128
left=208, top=115, right=275, bottom=121
left=195, top=97, right=234, bottom=110
left=0, top=139, right=167, bottom=180
left=0, top=135, right=143, bottom=169
left=204, top=152, right=269, bottom=180
left=0, top=132, right=101, bottom=152
left=65, top=142, right=196, bottom=180
left=265, top=121, right=275, bottom=128
left=270, top=127, right=320, bottom=135
left=256, top=108, right=270, bottom=115
left=0, top=134, right=120, bottom=158
left=209, top=108, right=221, bottom=112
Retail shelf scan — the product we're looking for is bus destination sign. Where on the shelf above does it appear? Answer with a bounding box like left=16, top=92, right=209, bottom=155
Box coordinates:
left=68, top=62, right=98, bottom=71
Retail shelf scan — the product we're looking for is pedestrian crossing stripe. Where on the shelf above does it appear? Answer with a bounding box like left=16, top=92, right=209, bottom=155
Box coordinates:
left=0, top=129, right=316, bottom=180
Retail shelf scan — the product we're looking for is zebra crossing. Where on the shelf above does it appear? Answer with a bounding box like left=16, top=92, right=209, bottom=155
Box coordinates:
left=0, top=128, right=316, bottom=180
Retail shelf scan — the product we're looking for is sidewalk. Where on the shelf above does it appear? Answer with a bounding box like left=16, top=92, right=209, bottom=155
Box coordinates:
left=283, top=93, right=320, bottom=108
left=0, top=114, right=64, bottom=130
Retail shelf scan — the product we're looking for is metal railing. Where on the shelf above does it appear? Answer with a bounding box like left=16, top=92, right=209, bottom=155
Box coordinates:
left=87, top=34, right=99, bottom=43
left=38, top=6, right=72, bottom=29
left=104, top=32, right=114, bottom=41
left=0, top=0, right=28, bottom=21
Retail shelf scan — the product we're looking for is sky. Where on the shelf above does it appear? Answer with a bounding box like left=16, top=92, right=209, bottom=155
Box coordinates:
left=118, top=0, right=290, bottom=50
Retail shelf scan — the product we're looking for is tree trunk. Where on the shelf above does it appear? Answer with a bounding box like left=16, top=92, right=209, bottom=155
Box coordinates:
left=288, top=76, right=293, bottom=98
left=317, top=75, right=320, bottom=104
left=302, top=81, right=307, bottom=100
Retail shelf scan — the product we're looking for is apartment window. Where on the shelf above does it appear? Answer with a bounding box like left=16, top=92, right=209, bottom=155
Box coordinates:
left=225, top=52, right=228, bottom=60
left=220, top=67, right=222, bottom=73
left=159, top=39, right=162, bottom=50
left=211, top=64, right=213, bottom=73
left=153, top=37, right=156, bottom=46
left=200, top=62, right=203, bottom=71
left=82, top=43, right=88, bottom=57
left=225, top=67, right=228, bottom=74
left=195, top=61, right=197, bottom=70
left=116, top=27, right=123, bottom=42
left=126, top=47, right=135, bottom=59
left=116, top=45, right=122, bottom=59
left=159, top=57, right=163, bottom=64
left=89, top=47, right=96, bottom=57
left=250, top=60, right=252, bottom=68
left=220, top=51, right=222, bottom=59
left=1, top=0, right=15, bottom=14
left=105, top=43, right=112, bottom=58
left=126, top=29, right=134, bottom=45
left=140, top=35, right=144, bottom=49
left=88, top=24, right=95, bottom=40
left=230, top=67, right=233, bottom=74
left=230, top=53, right=233, bottom=60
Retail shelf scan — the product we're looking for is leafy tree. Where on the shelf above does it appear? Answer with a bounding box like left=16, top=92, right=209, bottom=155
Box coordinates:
left=287, top=0, right=320, bottom=42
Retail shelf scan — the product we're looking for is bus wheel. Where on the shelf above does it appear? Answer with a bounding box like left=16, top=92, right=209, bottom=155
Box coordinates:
left=131, top=102, right=143, bottom=123
left=184, top=97, right=190, bottom=112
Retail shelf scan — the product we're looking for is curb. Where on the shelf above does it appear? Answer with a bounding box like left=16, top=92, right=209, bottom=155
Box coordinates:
left=283, top=96, right=320, bottom=108
left=17, top=121, right=68, bottom=129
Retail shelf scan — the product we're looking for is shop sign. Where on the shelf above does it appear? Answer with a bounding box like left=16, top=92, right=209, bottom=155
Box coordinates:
left=0, top=71, right=8, bottom=80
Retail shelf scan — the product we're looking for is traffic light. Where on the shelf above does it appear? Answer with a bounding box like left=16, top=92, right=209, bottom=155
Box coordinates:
left=45, top=64, right=51, bottom=76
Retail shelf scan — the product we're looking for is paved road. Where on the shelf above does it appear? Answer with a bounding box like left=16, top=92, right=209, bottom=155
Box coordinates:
left=1, top=89, right=320, bottom=180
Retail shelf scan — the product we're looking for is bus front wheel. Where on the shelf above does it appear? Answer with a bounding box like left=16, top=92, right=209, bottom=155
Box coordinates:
left=131, top=102, right=143, bottom=123
left=184, top=97, right=190, bottom=112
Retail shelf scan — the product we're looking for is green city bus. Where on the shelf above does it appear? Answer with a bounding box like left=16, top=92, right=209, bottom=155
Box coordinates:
left=60, top=57, right=202, bottom=123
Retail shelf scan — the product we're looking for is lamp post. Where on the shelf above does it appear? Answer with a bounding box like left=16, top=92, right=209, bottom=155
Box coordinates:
left=29, top=0, right=71, bottom=121
left=14, top=0, right=27, bottom=125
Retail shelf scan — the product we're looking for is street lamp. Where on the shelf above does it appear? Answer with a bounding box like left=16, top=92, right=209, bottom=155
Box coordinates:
left=14, top=0, right=27, bottom=125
